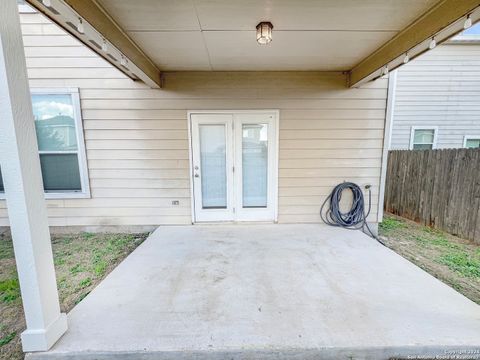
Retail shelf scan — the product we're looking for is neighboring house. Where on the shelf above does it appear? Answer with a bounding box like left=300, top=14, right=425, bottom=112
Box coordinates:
left=390, top=24, right=480, bottom=150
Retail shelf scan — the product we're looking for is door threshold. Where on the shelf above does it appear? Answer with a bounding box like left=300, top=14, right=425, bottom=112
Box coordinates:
left=193, top=221, right=277, bottom=225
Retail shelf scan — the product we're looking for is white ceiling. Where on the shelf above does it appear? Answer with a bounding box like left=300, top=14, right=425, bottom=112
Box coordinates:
left=97, top=0, right=440, bottom=71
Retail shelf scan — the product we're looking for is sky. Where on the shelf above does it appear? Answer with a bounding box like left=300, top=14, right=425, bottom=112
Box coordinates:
left=463, top=23, right=480, bottom=35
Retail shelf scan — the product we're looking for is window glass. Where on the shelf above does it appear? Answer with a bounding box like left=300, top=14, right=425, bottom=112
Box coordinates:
left=242, top=124, right=268, bottom=207
left=412, top=129, right=435, bottom=150
left=413, top=130, right=434, bottom=144
left=32, top=94, right=78, bottom=152
left=199, top=125, right=227, bottom=209
left=466, top=139, right=480, bottom=149
left=413, top=143, right=434, bottom=150
left=40, top=154, right=82, bottom=191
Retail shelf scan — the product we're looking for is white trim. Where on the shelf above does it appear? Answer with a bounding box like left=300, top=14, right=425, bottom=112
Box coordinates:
left=463, top=135, right=480, bottom=148
left=0, top=88, right=90, bottom=199
left=378, top=71, right=397, bottom=222
left=273, top=110, right=280, bottom=223
left=187, top=110, right=279, bottom=223
left=190, top=114, right=235, bottom=222
left=187, top=115, right=195, bottom=224
left=409, top=126, right=438, bottom=150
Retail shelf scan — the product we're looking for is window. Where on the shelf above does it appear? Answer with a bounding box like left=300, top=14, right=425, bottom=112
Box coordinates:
left=0, top=89, right=90, bottom=198
left=464, top=136, right=480, bottom=149
left=410, top=127, right=437, bottom=150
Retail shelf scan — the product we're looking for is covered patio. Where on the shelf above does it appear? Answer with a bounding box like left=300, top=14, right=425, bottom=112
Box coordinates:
left=2, top=0, right=480, bottom=356
left=27, top=224, right=480, bottom=359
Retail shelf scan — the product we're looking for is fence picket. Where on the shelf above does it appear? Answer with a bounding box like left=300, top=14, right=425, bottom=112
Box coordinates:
left=385, top=149, right=480, bottom=243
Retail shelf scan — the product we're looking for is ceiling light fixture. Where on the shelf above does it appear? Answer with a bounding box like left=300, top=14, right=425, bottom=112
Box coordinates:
left=464, top=15, right=473, bottom=29
left=403, top=53, right=410, bottom=64
left=382, top=66, right=389, bottom=76
left=429, top=37, right=436, bottom=50
left=256, top=22, right=273, bottom=45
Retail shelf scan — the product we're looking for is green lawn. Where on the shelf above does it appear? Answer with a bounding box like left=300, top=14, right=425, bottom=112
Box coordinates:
left=0, top=232, right=148, bottom=360
left=379, top=214, right=480, bottom=304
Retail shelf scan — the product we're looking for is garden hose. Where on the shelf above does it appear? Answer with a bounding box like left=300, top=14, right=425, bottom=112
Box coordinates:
left=320, top=182, right=385, bottom=245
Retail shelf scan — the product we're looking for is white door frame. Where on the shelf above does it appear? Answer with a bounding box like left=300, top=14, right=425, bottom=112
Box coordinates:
left=188, top=110, right=279, bottom=223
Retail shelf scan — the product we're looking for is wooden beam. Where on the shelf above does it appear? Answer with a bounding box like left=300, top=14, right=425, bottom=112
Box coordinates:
left=349, top=0, right=480, bottom=87
left=26, top=0, right=161, bottom=88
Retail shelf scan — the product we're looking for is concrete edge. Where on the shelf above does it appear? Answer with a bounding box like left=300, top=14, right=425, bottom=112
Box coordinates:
left=0, top=225, right=158, bottom=235
left=25, top=345, right=480, bottom=360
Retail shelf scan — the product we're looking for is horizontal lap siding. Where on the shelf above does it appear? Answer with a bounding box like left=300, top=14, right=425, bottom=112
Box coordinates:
left=0, top=13, right=387, bottom=227
left=391, top=44, right=480, bottom=150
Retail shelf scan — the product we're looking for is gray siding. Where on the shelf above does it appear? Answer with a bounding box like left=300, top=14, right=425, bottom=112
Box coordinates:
left=391, top=44, right=480, bottom=150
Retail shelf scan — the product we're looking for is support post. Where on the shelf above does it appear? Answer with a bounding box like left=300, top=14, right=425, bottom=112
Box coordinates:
left=0, top=0, right=67, bottom=352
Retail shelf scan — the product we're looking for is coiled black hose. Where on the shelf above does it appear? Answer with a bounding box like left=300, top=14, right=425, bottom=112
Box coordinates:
left=320, top=182, right=383, bottom=244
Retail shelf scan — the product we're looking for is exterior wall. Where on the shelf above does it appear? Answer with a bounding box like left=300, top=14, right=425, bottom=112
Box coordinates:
left=0, top=11, right=387, bottom=227
left=391, top=43, right=480, bottom=149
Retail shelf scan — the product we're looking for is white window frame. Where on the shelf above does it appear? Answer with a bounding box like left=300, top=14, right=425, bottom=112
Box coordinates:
left=463, top=135, right=480, bottom=148
left=409, top=126, right=438, bottom=150
left=0, top=88, right=90, bottom=199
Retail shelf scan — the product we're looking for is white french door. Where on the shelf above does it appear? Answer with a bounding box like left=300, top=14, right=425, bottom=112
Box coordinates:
left=189, top=111, right=278, bottom=222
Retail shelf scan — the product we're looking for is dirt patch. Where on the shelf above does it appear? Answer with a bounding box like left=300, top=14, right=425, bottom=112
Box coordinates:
left=379, top=213, right=480, bottom=305
left=0, top=232, right=149, bottom=360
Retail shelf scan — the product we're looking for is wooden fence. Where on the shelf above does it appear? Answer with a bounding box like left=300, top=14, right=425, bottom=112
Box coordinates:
left=384, top=148, right=480, bottom=243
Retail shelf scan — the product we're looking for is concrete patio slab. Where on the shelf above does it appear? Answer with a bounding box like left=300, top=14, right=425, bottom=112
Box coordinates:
left=27, top=224, right=480, bottom=359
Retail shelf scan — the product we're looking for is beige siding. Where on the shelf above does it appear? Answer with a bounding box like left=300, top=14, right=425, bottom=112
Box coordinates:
left=392, top=44, right=480, bottom=149
left=0, top=12, right=387, bottom=227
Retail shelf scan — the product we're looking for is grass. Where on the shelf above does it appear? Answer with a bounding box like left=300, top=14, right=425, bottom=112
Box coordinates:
left=0, top=231, right=148, bottom=360
left=378, top=216, right=406, bottom=231
left=0, top=279, right=20, bottom=304
left=379, top=213, right=480, bottom=304
left=0, top=333, right=16, bottom=347
left=438, top=252, right=480, bottom=278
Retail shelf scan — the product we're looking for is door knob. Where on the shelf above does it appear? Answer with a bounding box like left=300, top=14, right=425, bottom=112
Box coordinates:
left=194, top=173, right=199, bottom=178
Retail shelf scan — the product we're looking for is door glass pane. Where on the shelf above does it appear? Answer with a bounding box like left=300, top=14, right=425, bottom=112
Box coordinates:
left=199, top=125, right=227, bottom=209
left=242, top=124, right=268, bottom=208
left=32, top=94, right=78, bottom=151
left=40, top=154, right=81, bottom=191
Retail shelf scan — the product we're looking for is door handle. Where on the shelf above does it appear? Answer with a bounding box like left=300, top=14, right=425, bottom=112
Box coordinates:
left=194, top=173, right=200, bottom=178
